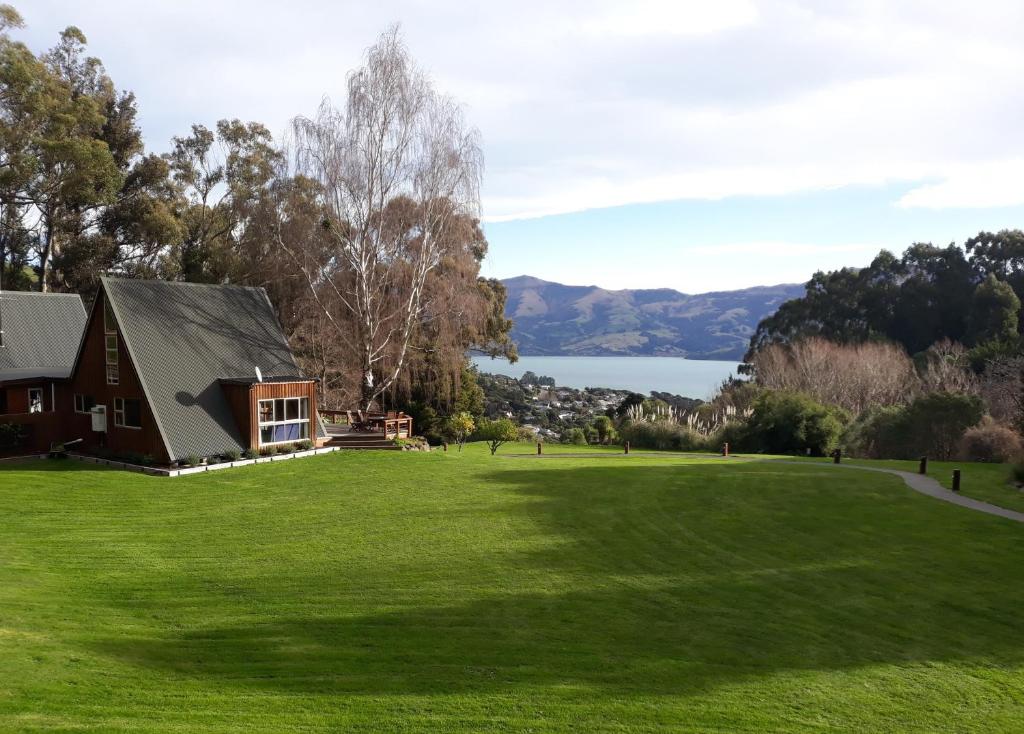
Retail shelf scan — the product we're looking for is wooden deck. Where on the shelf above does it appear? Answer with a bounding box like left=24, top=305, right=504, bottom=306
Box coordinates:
left=320, top=410, right=413, bottom=449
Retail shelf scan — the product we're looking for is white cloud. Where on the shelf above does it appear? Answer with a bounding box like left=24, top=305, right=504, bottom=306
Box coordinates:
left=578, top=0, right=758, bottom=38
left=19, top=0, right=1024, bottom=221
left=897, top=160, right=1024, bottom=209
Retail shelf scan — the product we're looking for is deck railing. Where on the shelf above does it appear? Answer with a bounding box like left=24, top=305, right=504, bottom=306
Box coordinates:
left=318, top=409, right=413, bottom=439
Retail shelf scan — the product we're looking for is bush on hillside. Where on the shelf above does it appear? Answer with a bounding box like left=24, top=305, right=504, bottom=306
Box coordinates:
left=476, top=418, right=518, bottom=455
left=901, top=391, right=985, bottom=460
left=563, top=427, right=587, bottom=445
left=443, top=412, right=476, bottom=451
left=843, top=392, right=985, bottom=460
left=744, top=391, right=848, bottom=456
left=592, top=415, right=616, bottom=444
left=516, top=426, right=538, bottom=443
left=619, top=421, right=707, bottom=452
left=842, top=406, right=908, bottom=459
left=957, top=420, right=1023, bottom=463
left=709, top=419, right=751, bottom=454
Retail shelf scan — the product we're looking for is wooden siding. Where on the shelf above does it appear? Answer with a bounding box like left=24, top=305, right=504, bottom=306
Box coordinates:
left=66, top=290, right=169, bottom=463
left=0, top=380, right=56, bottom=415
left=0, top=411, right=63, bottom=455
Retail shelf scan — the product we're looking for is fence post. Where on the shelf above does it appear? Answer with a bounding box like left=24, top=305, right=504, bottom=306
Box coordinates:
left=537, top=441, right=542, bottom=456
left=443, top=442, right=448, bottom=452
left=624, top=441, right=630, bottom=455
left=952, top=469, right=961, bottom=492
left=722, top=442, right=729, bottom=457
left=919, top=456, right=927, bottom=475
left=833, top=448, right=841, bottom=464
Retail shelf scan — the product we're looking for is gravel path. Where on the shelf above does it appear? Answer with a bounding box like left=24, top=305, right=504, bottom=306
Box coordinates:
left=771, top=460, right=1024, bottom=524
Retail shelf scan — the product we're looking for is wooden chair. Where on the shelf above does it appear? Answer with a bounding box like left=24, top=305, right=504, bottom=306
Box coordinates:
left=357, top=410, right=379, bottom=432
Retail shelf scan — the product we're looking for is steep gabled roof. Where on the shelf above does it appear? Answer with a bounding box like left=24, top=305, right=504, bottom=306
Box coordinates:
left=0, top=291, right=87, bottom=381
left=101, top=277, right=304, bottom=461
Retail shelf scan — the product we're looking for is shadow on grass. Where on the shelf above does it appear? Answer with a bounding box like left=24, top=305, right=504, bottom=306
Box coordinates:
left=92, top=462, right=1024, bottom=696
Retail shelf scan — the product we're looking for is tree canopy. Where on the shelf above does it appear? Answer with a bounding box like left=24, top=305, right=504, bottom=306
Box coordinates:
left=0, top=8, right=513, bottom=415
left=748, top=232, right=1024, bottom=362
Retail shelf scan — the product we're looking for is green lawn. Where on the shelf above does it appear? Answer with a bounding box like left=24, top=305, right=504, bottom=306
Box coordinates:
left=798, top=455, right=1024, bottom=514
left=1, top=445, right=1022, bottom=732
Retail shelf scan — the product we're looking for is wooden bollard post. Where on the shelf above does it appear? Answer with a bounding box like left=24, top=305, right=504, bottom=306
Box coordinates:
left=722, top=442, right=729, bottom=457
left=624, top=441, right=630, bottom=455
left=952, top=469, right=961, bottom=492
left=833, top=448, right=841, bottom=464
left=919, top=456, right=927, bottom=475
left=443, top=442, right=448, bottom=452
left=537, top=441, right=542, bottom=455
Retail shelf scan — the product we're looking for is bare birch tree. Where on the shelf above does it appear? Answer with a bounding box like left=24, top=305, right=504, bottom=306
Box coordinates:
left=280, top=26, right=482, bottom=409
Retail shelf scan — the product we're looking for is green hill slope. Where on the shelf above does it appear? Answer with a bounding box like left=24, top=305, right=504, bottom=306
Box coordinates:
left=502, top=275, right=803, bottom=359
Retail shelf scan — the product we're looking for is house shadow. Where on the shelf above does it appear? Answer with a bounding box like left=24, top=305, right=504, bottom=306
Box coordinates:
left=91, top=462, right=1024, bottom=697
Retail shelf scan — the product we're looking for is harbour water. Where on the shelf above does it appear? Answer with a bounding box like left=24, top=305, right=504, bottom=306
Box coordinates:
left=470, top=355, right=742, bottom=399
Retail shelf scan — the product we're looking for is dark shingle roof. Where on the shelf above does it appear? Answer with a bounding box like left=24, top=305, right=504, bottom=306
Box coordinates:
left=0, top=291, right=86, bottom=380
left=102, top=277, right=303, bottom=461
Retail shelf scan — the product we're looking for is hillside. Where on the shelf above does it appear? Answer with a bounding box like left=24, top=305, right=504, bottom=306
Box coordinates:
left=502, top=275, right=803, bottom=360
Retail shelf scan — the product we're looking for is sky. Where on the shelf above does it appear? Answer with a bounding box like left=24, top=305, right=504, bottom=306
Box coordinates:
left=18, top=0, right=1024, bottom=293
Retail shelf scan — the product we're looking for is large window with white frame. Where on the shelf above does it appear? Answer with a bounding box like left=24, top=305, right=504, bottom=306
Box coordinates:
left=113, top=396, right=142, bottom=429
left=258, top=397, right=309, bottom=445
left=28, top=387, right=43, bottom=413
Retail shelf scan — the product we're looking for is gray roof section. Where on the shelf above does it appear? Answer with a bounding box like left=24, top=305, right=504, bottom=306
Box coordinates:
left=102, top=277, right=304, bottom=461
left=0, top=291, right=86, bottom=381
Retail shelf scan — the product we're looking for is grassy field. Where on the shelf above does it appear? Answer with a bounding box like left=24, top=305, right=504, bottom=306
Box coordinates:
left=1, top=444, right=1022, bottom=732
left=798, top=455, right=1024, bottom=513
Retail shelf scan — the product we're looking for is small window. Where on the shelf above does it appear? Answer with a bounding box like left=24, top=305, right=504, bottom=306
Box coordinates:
left=104, top=298, right=117, bottom=333
left=74, top=394, right=96, bottom=414
left=28, top=388, right=43, bottom=413
left=113, top=397, right=142, bottom=429
left=0, top=389, right=8, bottom=415
left=106, top=364, right=119, bottom=385
left=105, top=334, right=118, bottom=365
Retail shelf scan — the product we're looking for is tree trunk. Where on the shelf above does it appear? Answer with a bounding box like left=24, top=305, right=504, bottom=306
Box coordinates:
left=39, top=214, right=57, bottom=293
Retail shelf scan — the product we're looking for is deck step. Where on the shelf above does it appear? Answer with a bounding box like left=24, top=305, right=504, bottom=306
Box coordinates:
left=325, top=439, right=402, bottom=450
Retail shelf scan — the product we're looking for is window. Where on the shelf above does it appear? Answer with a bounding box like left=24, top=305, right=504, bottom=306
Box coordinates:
left=74, top=394, right=96, bottom=414
left=28, top=388, right=43, bottom=413
left=104, top=298, right=117, bottom=333
left=113, top=397, right=142, bottom=429
left=105, top=334, right=118, bottom=366
left=257, top=397, right=310, bottom=445
left=104, top=322, right=119, bottom=385
left=0, top=389, right=7, bottom=415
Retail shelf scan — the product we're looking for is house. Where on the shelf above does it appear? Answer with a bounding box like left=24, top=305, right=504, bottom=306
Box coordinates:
left=1, top=277, right=321, bottom=463
left=0, top=291, right=88, bottom=448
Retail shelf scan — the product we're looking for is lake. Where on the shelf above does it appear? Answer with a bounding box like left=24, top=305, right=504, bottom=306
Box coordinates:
left=470, top=355, right=743, bottom=399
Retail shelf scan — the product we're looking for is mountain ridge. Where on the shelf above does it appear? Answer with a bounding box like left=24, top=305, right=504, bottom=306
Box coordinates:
left=501, top=275, right=803, bottom=360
